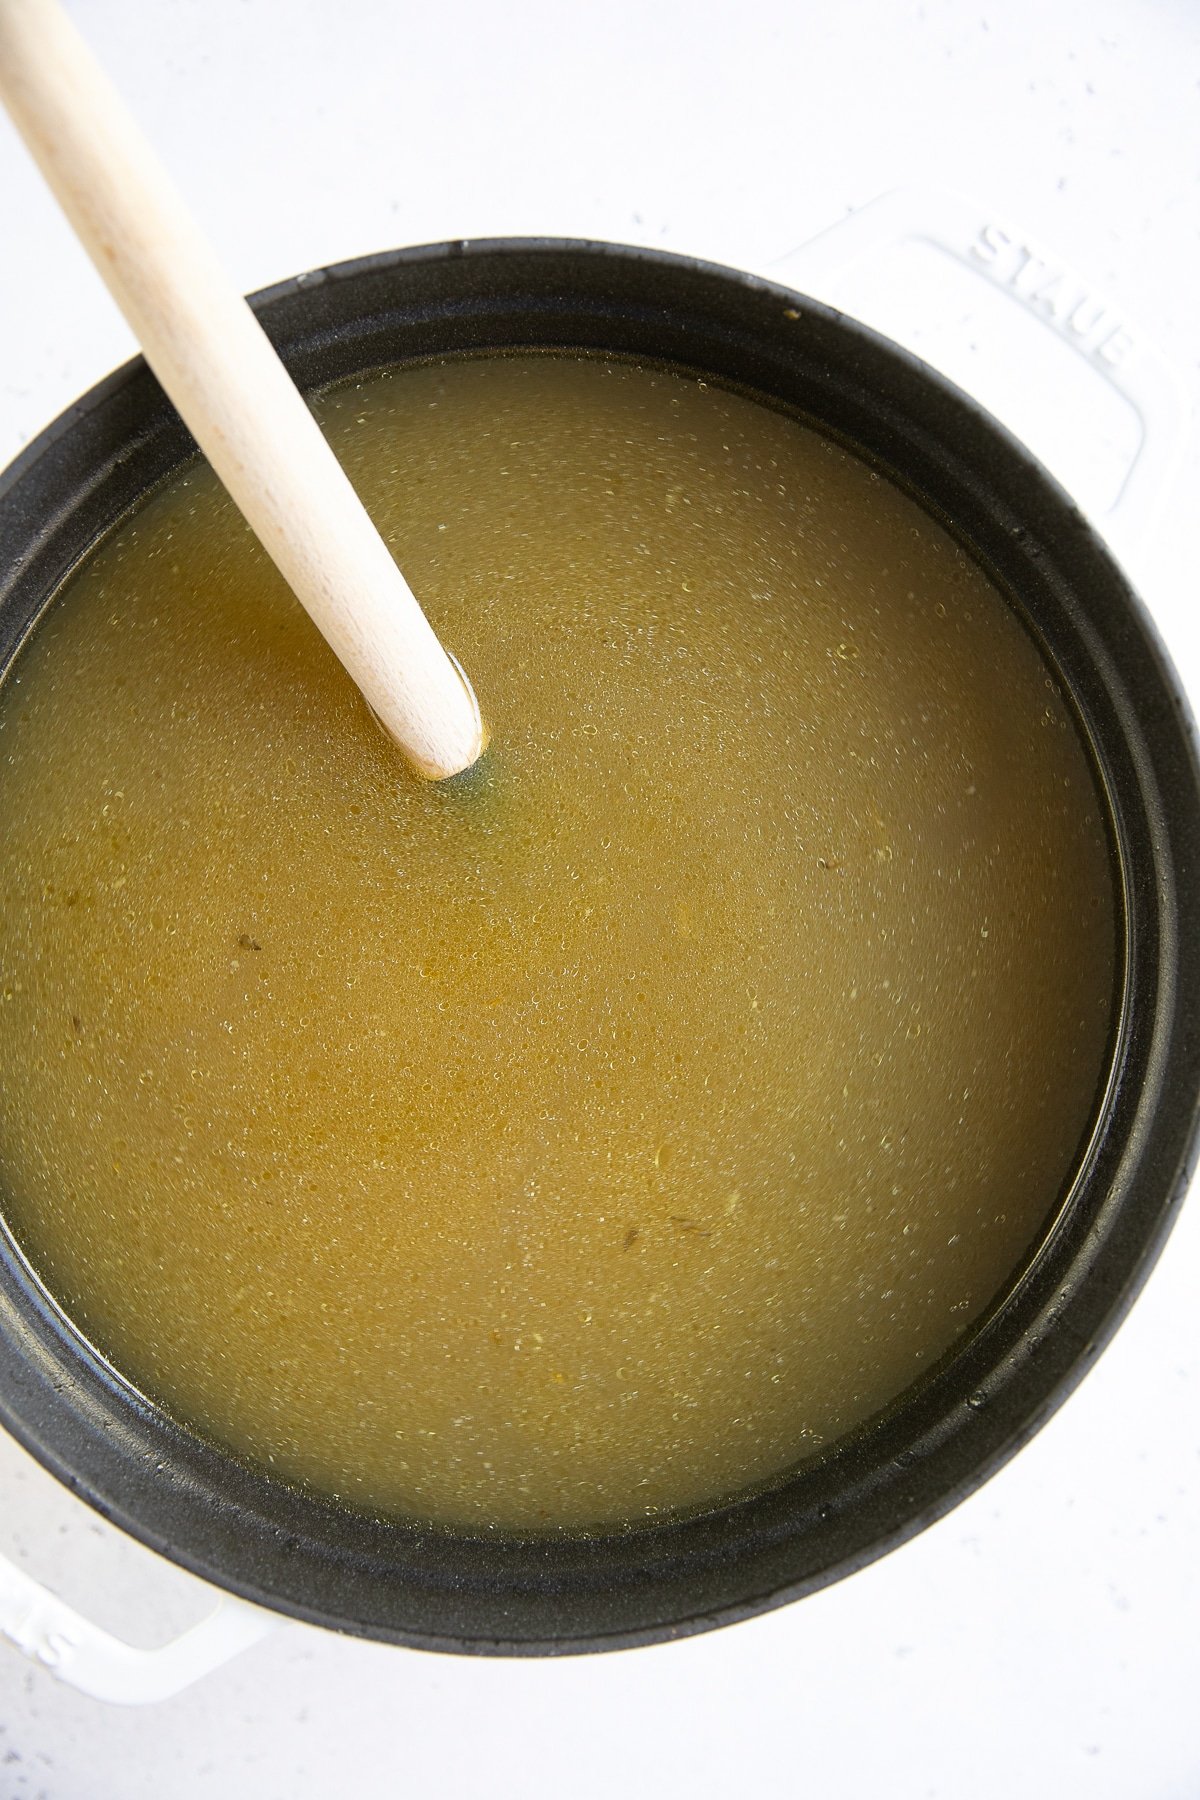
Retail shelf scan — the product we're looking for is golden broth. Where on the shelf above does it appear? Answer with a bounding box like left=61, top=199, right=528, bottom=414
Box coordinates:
left=0, top=354, right=1116, bottom=1529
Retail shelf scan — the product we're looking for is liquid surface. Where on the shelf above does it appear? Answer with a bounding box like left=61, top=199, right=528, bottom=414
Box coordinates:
left=0, top=355, right=1116, bottom=1529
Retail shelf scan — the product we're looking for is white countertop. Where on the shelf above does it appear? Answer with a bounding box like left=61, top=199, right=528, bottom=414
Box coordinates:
left=0, top=2, right=1197, bottom=1794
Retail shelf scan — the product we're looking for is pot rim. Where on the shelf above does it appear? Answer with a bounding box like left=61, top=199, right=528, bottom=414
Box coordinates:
left=1, top=237, right=1198, bottom=1655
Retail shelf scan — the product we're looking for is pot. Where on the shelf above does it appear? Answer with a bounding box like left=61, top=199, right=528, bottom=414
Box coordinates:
left=1, top=238, right=1198, bottom=1661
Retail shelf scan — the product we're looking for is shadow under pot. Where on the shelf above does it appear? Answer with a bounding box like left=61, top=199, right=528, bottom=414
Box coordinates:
left=0, top=240, right=1197, bottom=1654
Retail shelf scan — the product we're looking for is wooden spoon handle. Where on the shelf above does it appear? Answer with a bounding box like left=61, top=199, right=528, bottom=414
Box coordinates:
left=0, top=0, right=486, bottom=780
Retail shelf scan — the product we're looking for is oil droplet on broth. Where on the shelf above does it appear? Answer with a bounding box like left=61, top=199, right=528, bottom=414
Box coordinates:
left=0, top=353, right=1116, bottom=1530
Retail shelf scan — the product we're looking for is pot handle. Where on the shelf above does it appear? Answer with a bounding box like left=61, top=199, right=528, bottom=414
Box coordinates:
left=0, top=1548, right=276, bottom=1704
left=772, top=188, right=1188, bottom=555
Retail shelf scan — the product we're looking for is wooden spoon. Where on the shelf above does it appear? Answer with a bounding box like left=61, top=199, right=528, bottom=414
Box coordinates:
left=0, top=0, right=486, bottom=781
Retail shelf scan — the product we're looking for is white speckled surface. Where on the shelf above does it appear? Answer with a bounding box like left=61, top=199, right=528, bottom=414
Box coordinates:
left=0, top=1, right=1197, bottom=1795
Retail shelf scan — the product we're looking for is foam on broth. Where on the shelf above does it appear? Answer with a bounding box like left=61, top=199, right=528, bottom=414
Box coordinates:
left=0, top=353, right=1116, bottom=1529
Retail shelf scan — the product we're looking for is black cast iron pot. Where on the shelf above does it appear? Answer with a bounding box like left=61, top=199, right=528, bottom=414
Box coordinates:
left=1, top=241, right=1198, bottom=1654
